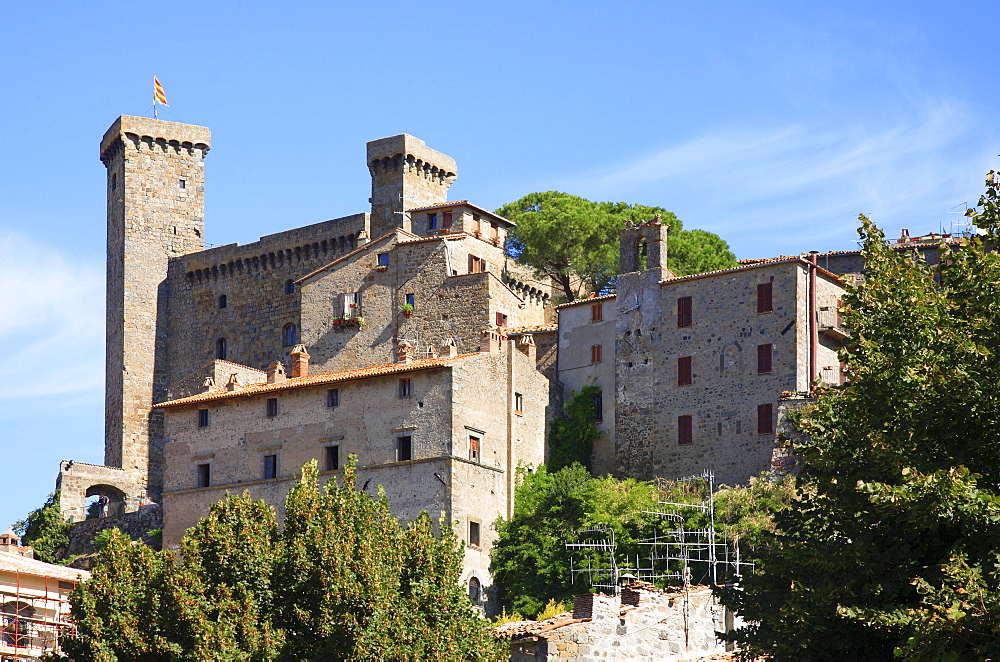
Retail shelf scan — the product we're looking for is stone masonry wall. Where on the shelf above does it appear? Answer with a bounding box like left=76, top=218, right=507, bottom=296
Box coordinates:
left=66, top=504, right=163, bottom=557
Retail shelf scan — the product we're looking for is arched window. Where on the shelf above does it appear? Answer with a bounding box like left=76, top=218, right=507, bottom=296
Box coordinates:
left=215, top=337, right=227, bottom=360
left=468, top=577, right=481, bottom=604
left=218, top=294, right=227, bottom=309
left=284, top=280, right=295, bottom=295
left=283, top=324, right=297, bottom=347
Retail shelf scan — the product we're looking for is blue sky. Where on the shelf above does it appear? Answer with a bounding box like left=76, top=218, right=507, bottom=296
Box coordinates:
left=0, top=1, right=996, bottom=530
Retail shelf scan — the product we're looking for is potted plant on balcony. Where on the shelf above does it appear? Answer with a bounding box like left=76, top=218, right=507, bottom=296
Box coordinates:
left=375, top=265, right=388, bottom=272
left=351, top=316, right=365, bottom=329
left=332, top=317, right=344, bottom=327
left=401, top=303, right=414, bottom=316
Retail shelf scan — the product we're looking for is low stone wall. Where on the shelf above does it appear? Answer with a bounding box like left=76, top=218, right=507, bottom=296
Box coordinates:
left=66, top=504, right=163, bottom=557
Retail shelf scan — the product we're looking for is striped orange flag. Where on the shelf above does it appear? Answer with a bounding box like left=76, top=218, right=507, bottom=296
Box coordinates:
left=153, top=76, right=168, bottom=106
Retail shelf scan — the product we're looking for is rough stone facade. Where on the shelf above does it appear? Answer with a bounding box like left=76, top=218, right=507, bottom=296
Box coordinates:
left=65, top=505, right=163, bottom=558
left=500, top=584, right=736, bottom=661
left=157, top=339, right=547, bottom=612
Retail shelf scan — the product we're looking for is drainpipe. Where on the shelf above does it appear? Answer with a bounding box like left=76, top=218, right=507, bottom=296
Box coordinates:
left=809, top=251, right=818, bottom=391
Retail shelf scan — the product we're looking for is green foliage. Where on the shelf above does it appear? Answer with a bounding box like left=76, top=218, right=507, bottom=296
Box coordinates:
left=60, top=459, right=504, bottom=661
left=547, top=385, right=602, bottom=472
left=14, top=490, right=70, bottom=563
left=497, top=191, right=736, bottom=301
left=724, top=173, right=1000, bottom=661
left=536, top=599, right=570, bottom=620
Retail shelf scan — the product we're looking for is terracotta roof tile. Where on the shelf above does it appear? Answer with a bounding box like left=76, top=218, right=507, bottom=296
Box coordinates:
left=156, top=354, right=481, bottom=408
left=555, top=293, right=618, bottom=311
left=406, top=201, right=515, bottom=226
left=660, top=256, right=842, bottom=286
left=503, top=324, right=558, bottom=334
left=0, top=552, right=91, bottom=583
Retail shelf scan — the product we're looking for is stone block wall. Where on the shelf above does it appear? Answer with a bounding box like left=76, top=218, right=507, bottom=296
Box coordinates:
left=66, top=504, right=163, bottom=557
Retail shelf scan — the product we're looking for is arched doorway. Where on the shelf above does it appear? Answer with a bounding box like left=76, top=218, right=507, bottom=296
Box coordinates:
left=85, top=484, right=126, bottom=519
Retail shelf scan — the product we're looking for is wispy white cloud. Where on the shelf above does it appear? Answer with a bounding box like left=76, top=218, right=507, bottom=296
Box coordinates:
left=556, top=100, right=993, bottom=257
left=0, top=231, right=104, bottom=398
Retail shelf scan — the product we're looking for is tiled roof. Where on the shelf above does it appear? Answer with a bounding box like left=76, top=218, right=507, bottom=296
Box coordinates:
left=494, top=612, right=579, bottom=638
left=156, top=354, right=480, bottom=408
left=406, top=201, right=516, bottom=226
left=504, top=324, right=558, bottom=335
left=554, top=293, right=618, bottom=311
left=661, top=256, right=842, bottom=286
left=0, top=552, right=91, bottom=583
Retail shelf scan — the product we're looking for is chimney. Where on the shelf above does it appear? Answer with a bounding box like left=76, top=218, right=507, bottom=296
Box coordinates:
left=202, top=376, right=216, bottom=393
left=516, top=334, right=536, bottom=362
left=480, top=329, right=506, bottom=353
left=397, top=340, right=414, bottom=364
left=442, top=338, right=459, bottom=358
left=289, top=345, right=310, bottom=378
left=267, top=361, right=287, bottom=384
left=225, top=373, right=242, bottom=392
left=900, top=228, right=910, bottom=243
left=356, top=230, right=370, bottom=247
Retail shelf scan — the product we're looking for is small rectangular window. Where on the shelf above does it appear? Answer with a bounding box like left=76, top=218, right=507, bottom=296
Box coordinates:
left=469, top=521, right=481, bottom=547
left=398, top=378, right=412, bottom=397
left=397, top=435, right=412, bottom=461
left=677, top=296, right=693, bottom=327
left=678, top=356, right=693, bottom=386
left=469, top=255, right=487, bottom=274
left=179, top=179, right=186, bottom=189
left=592, top=390, right=603, bottom=423
left=377, top=254, right=390, bottom=267
left=757, top=283, right=773, bottom=314
left=678, top=415, right=693, bottom=445
left=758, top=403, right=775, bottom=434
left=427, top=213, right=437, bottom=229
left=469, top=436, right=480, bottom=461
left=490, top=222, right=499, bottom=239
left=405, top=293, right=415, bottom=307
left=591, top=344, right=603, bottom=364
left=326, top=388, right=339, bottom=408
left=266, top=398, right=279, bottom=417
left=514, top=392, right=523, bottom=414
left=443, top=211, right=453, bottom=228
left=325, top=445, right=340, bottom=471
left=496, top=312, right=508, bottom=327
left=197, top=463, right=210, bottom=488
left=343, top=292, right=361, bottom=317
left=591, top=303, right=603, bottom=322
left=263, top=454, right=278, bottom=479
left=757, top=344, right=773, bottom=374
left=197, top=409, right=209, bottom=427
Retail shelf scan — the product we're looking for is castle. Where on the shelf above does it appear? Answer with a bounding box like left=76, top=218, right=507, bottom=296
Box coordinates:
left=55, top=114, right=866, bottom=610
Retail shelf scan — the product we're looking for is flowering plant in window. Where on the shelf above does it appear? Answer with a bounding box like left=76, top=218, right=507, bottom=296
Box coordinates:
left=375, top=265, right=388, bottom=272
left=349, top=302, right=358, bottom=307
left=401, top=303, right=414, bottom=315
left=332, top=317, right=344, bottom=326
left=351, top=316, right=365, bottom=329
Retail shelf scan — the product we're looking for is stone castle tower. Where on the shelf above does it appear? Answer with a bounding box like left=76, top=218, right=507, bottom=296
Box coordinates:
left=100, top=116, right=211, bottom=499
left=367, top=134, right=457, bottom=238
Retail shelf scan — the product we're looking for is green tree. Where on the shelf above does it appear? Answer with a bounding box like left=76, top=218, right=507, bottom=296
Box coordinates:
left=14, top=490, right=71, bottom=564
left=497, top=192, right=737, bottom=301
left=724, top=173, right=1000, bottom=660
left=547, top=385, right=602, bottom=472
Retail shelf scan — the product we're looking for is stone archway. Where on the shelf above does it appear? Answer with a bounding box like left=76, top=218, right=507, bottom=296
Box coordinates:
left=56, top=461, right=144, bottom=523
left=85, top=484, right=127, bottom=519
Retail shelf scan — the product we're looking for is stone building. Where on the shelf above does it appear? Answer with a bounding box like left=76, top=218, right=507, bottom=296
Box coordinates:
left=558, top=218, right=846, bottom=485
left=59, top=117, right=551, bottom=524
left=156, top=336, right=548, bottom=608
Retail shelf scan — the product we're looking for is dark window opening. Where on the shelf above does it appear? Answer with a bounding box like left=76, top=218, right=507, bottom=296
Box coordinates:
left=758, top=403, right=775, bottom=434
left=284, top=280, right=295, bottom=295
left=283, top=323, right=298, bottom=347
left=326, top=388, right=339, bottom=407
left=678, top=356, right=693, bottom=386
left=215, top=337, right=227, bottom=360
left=757, top=282, right=773, bottom=314
left=325, top=445, right=340, bottom=471
left=469, top=436, right=480, bottom=461
left=496, top=312, right=508, bottom=328
left=397, top=435, right=412, bottom=461
left=197, top=409, right=209, bottom=427
left=427, top=213, right=437, bottom=230
left=678, top=415, right=693, bottom=445
left=266, top=398, right=279, bottom=417
left=218, top=294, right=227, bottom=309
left=468, top=577, right=481, bottom=603
left=469, top=521, right=481, bottom=547
left=592, top=390, right=603, bottom=423
left=677, top=296, right=693, bottom=327
left=377, top=253, right=390, bottom=267
left=757, top=344, right=773, bottom=374
left=591, top=344, right=603, bottom=364
left=179, top=179, right=186, bottom=189
left=405, top=293, right=415, bottom=307
left=398, top=378, right=412, bottom=397
left=442, top=211, right=453, bottom=228
left=197, top=463, right=210, bottom=488
left=263, top=454, right=278, bottom=479
left=514, top=392, right=523, bottom=414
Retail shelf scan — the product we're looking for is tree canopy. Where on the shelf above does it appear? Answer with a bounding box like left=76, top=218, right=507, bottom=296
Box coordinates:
left=497, top=191, right=737, bottom=301
left=14, top=490, right=71, bottom=564
left=723, top=173, right=1000, bottom=660
left=60, top=459, right=504, bottom=661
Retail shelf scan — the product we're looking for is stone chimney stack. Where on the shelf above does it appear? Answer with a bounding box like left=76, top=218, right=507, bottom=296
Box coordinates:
left=201, top=377, right=216, bottom=393
left=289, top=345, right=310, bottom=378
left=397, top=340, right=414, bottom=364
left=480, top=329, right=506, bottom=353
left=267, top=361, right=287, bottom=384
left=516, top=334, right=536, bottom=362
left=225, top=373, right=241, bottom=392
left=442, top=338, right=459, bottom=358
left=899, top=228, right=910, bottom=243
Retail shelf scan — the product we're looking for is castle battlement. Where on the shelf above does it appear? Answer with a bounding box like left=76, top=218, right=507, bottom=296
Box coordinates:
left=100, top=115, right=210, bottom=163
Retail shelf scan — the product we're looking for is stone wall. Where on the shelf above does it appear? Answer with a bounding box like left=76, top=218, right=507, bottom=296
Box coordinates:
left=56, top=461, right=146, bottom=524
left=65, top=504, right=163, bottom=557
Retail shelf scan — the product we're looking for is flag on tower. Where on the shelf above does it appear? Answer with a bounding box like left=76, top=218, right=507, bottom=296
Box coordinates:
left=153, top=76, right=168, bottom=106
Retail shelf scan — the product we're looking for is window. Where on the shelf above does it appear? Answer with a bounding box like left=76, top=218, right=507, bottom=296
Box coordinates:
left=469, top=521, right=481, bottom=547
left=398, top=378, right=412, bottom=397
left=215, top=337, right=227, bottom=360
left=514, top=392, right=523, bottom=414
left=678, top=356, right=693, bottom=386
left=473, top=214, right=482, bottom=234
left=591, top=303, right=603, bottom=322
left=343, top=292, right=361, bottom=317
left=325, top=445, right=340, bottom=471
left=442, top=211, right=453, bottom=229
left=197, top=409, right=209, bottom=427
left=263, top=454, right=278, bottom=479
left=266, top=398, right=279, bottom=417
left=758, top=403, right=775, bottom=434
left=490, top=222, right=499, bottom=239
left=469, top=255, right=487, bottom=273
left=677, top=296, right=693, bottom=327
left=197, top=463, right=210, bottom=488
left=397, top=435, right=412, bottom=461
left=496, top=312, right=508, bottom=328
left=218, top=294, right=227, bottom=309
left=591, top=344, right=603, bottom=364
left=469, top=435, right=480, bottom=461
left=326, top=388, right=339, bottom=408
left=405, top=293, right=415, bottom=307
left=283, top=323, right=297, bottom=347
left=427, top=213, right=437, bottom=230
left=757, top=344, right=773, bottom=374
left=179, top=179, right=186, bottom=189
left=592, top=390, right=603, bottom=423
left=468, top=577, right=481, bottom=603
left=377, top=253, right=390, bottom=267
left=757, top=283, right=773, bottom=314
left=284, top=280, right=295, bottom=295
left=678, top=415, right=693, bottom=445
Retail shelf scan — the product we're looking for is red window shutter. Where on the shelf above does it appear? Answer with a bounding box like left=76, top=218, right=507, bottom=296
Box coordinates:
left=678, top=356, right=692, bottom=385
left=678, top=415, right=693, bottom=445
left=757, top=283, right=773, bottom=313
left=757, top=403, right=774, bottom=434
left=591, top=304, right=603, bottom=322
left=677, top=296, right=692, bottom=327
left=591, top=344, right=602, bottom=363
left=443, top=211, right=453, bottom=228
left=757, top=344, right=773, bottom=374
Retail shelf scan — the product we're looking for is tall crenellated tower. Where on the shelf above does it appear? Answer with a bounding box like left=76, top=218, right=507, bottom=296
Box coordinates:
left=367, top=134, right=457, bottom=238
left=100, top=116, right=211, bottom=500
